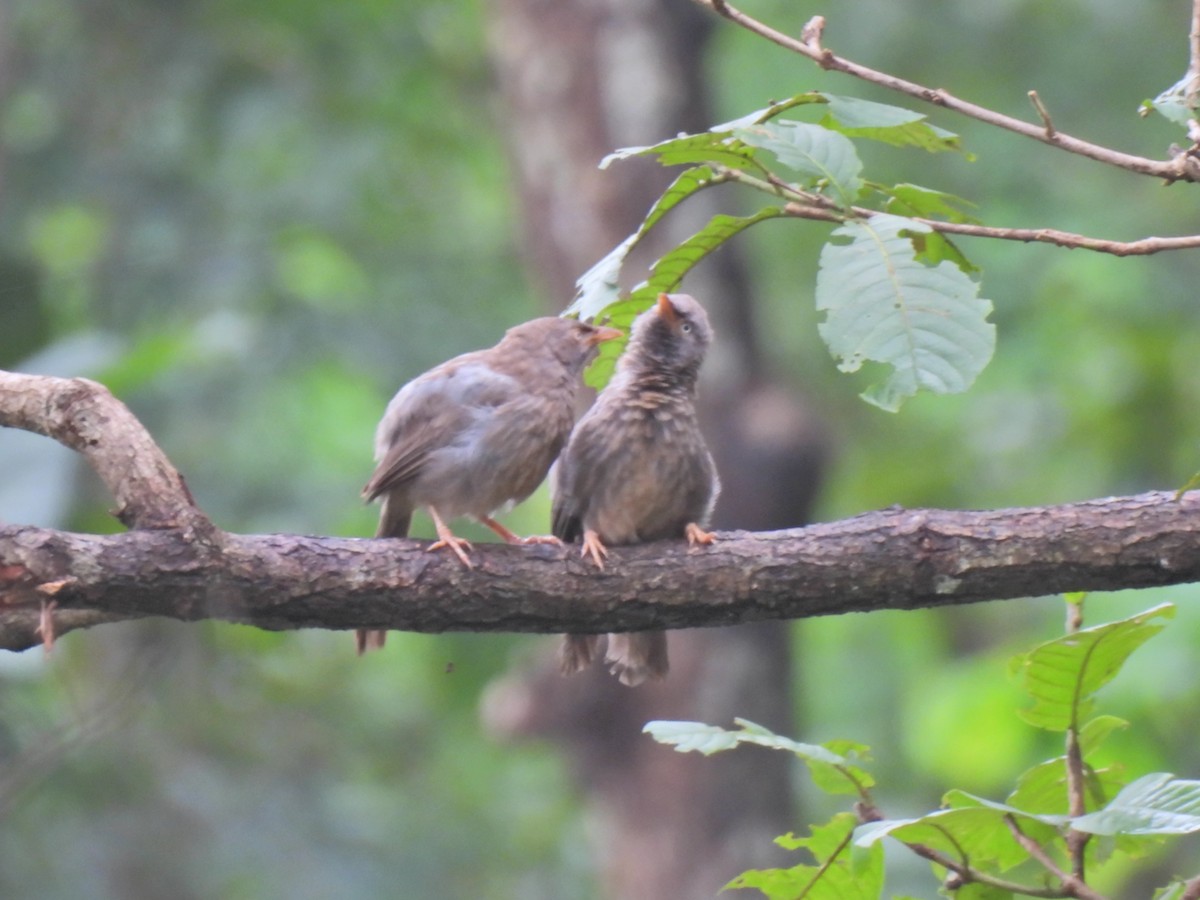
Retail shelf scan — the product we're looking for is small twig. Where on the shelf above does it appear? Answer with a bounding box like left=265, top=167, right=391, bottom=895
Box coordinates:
left=904, top=838, right=1073, bottom=898
left=712, top=165, right=1200, bottom=256
left=690, top=0, right=1199, bottom=182
left=1062, top=597, right=1091, bottom=879
left=1004, top=816, right=1108, bottom=900
left=1029, top=90, right=1057, bottom=138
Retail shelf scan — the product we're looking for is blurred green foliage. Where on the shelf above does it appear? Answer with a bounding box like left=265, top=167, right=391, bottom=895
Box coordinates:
left=2, top=0, right=1200, bottom=897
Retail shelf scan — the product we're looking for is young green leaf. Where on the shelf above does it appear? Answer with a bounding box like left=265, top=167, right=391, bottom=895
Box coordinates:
left=1140, top=75, right=1198, bottom=128
left=726, top=813, right=883, bottom=900
left=1011, top=603, right=1175, bottom=732
left=599, top=131, right=760, bottom=171
left=580, top=208, right=784, bottom=389
left=820, top=93, right=967, bottom=155
left=815, top=213, right=995, bottom=411
left=569, top=165, right=725, bottom=321
left=883, top=183, right=979, bottom=224
left=1072, top=773, right=1200, bottom=836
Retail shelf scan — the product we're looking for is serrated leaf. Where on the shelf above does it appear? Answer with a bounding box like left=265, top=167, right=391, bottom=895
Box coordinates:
left=1012, top=603, right=1174, bottom=731
left=581, top=208, right=784, bottom=389
left=600, top=131, right=760, bottom=171
left=1005, top=716, right=1130, bottom=814
left=1073, top=773, right=1200, bottom=836
left=569, top=166, right=725, bottom=321
left=733, top=121, right=863, bottom=206
left=821, top=94, right=967, bottom=155
left=727, top=813, right=883, bottom=900
left=884, top=183, right=979, bottom=224
left=815, top=213, right=995, bottom=411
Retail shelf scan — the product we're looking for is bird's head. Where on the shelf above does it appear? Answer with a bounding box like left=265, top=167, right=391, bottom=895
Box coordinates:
left=625, top=293, right=713, bottom=380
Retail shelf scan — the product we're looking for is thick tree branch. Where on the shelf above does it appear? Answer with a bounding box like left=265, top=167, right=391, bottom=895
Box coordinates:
left=3, top=489, right=1200, bottom=651
left=5, top=371, right=1200, bottom=653
left=696, top=0, right=1200, bottom=183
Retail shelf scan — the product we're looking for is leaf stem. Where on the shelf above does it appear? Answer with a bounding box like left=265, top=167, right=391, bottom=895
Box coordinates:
left=1004, top=816, right=1109, bottom=900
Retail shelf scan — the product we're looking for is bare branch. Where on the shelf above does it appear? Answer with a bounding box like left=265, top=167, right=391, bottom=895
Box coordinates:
left=693, top=0, right=1200, bottom=182
left=3, top=487, right=1200, bottom=651
left=779, top=200, right=1200, bottom=256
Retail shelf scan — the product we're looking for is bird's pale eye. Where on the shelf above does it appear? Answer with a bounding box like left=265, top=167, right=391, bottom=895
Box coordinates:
left=680, top=323, right=693, bottom=334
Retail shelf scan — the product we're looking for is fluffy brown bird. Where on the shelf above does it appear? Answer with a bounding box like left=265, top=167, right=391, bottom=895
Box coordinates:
left=552, top=292, right=719, bottom=685
left=359, top=316, right=621, bottom=654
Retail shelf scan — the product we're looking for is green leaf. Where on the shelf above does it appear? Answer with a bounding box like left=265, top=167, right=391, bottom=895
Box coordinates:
left=855, top=796, right=1062, bottom=874
left=571, top=166, right=727, bottom=321
left=1073, top=773, right=1200, bottom=836
left=600, top=131, right=760, bottom=171
left=883, top=183, right=979, bottom=224
left=579, top=208, right=784, bottom=389
left=1005, top=716, right=1131, bottom=814
left=726, top=813, right=883, bottom=900
left=733, top=121, right=863, bottom=206
left=644, top=718, right=846, bottom=764
left=821, top=94, right=967, bottom=155
left=1012, top=603, right=1175, bottom=731
left=815, top=213, right=995, bottom=411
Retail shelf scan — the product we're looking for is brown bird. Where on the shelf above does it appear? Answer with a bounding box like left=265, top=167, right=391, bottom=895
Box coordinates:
left=359, top=316, right=621, bottom=654
left=552, top=292, right=719, bottom=685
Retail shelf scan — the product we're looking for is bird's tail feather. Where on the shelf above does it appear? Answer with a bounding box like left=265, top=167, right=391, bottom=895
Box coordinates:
left=357, top=495, right=413, bottom=655
left=559, top=634, right=603, bottom=675
left=605, top=631, right=668, bottom=686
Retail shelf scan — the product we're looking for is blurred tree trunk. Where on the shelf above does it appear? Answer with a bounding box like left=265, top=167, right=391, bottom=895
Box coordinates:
left=485, top=1, right=828, bottom=896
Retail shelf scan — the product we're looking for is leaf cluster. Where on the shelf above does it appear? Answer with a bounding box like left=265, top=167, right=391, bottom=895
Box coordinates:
left=568, top=92, right=994, bottom=410
left=646, top=601, right=1200, bottom=898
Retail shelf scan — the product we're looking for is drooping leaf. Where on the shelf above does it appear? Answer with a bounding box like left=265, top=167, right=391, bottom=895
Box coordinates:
left=815, top=213, right=995, bottom=411
left=580, top=208, right=784, bottom=389
left=727, top=813, right=883, bottom=900
left=1011, top=603, right=1175, bottom=732
left=1073, top=773, right=1200, bottom=836
left=570, top=165, right=726, bottom=320
left=644, top=718, right=846, bottom=765
left=733, top=121, right=863, bottom=206
left=821, top=93, right=967, bottom=155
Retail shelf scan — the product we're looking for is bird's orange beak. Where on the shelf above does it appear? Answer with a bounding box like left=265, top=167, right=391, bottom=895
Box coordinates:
left=657, top=292, right=678, bottom=324
left=587, top=325, right=624, bottom=346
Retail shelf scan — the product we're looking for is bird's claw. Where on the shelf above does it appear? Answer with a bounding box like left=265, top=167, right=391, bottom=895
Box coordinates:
left=428, top=535, right=474, bottom=568
left=580, top=530, right=609, bottom=570
left=518, top=534, right=564, bottom=546
left=685, top=522, right=716, bottom=547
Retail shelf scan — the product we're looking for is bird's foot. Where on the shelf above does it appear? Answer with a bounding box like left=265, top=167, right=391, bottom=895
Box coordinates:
left=480, top=517, right=562, bottom=547
left=685, top=522, right=716, bottom=547
left=427, top=508, right=474, bottom=567
left=580, top=529, right=609, bottom=570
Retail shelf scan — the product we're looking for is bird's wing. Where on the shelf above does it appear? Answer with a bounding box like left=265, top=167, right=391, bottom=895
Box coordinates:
left=550, top=407, right=618, bottom=542
left=363, top=360, right=520, bottom=501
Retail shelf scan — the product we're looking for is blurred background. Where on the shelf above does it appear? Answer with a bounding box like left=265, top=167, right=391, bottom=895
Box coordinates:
left=2, top=0, right=1200, bottom=897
